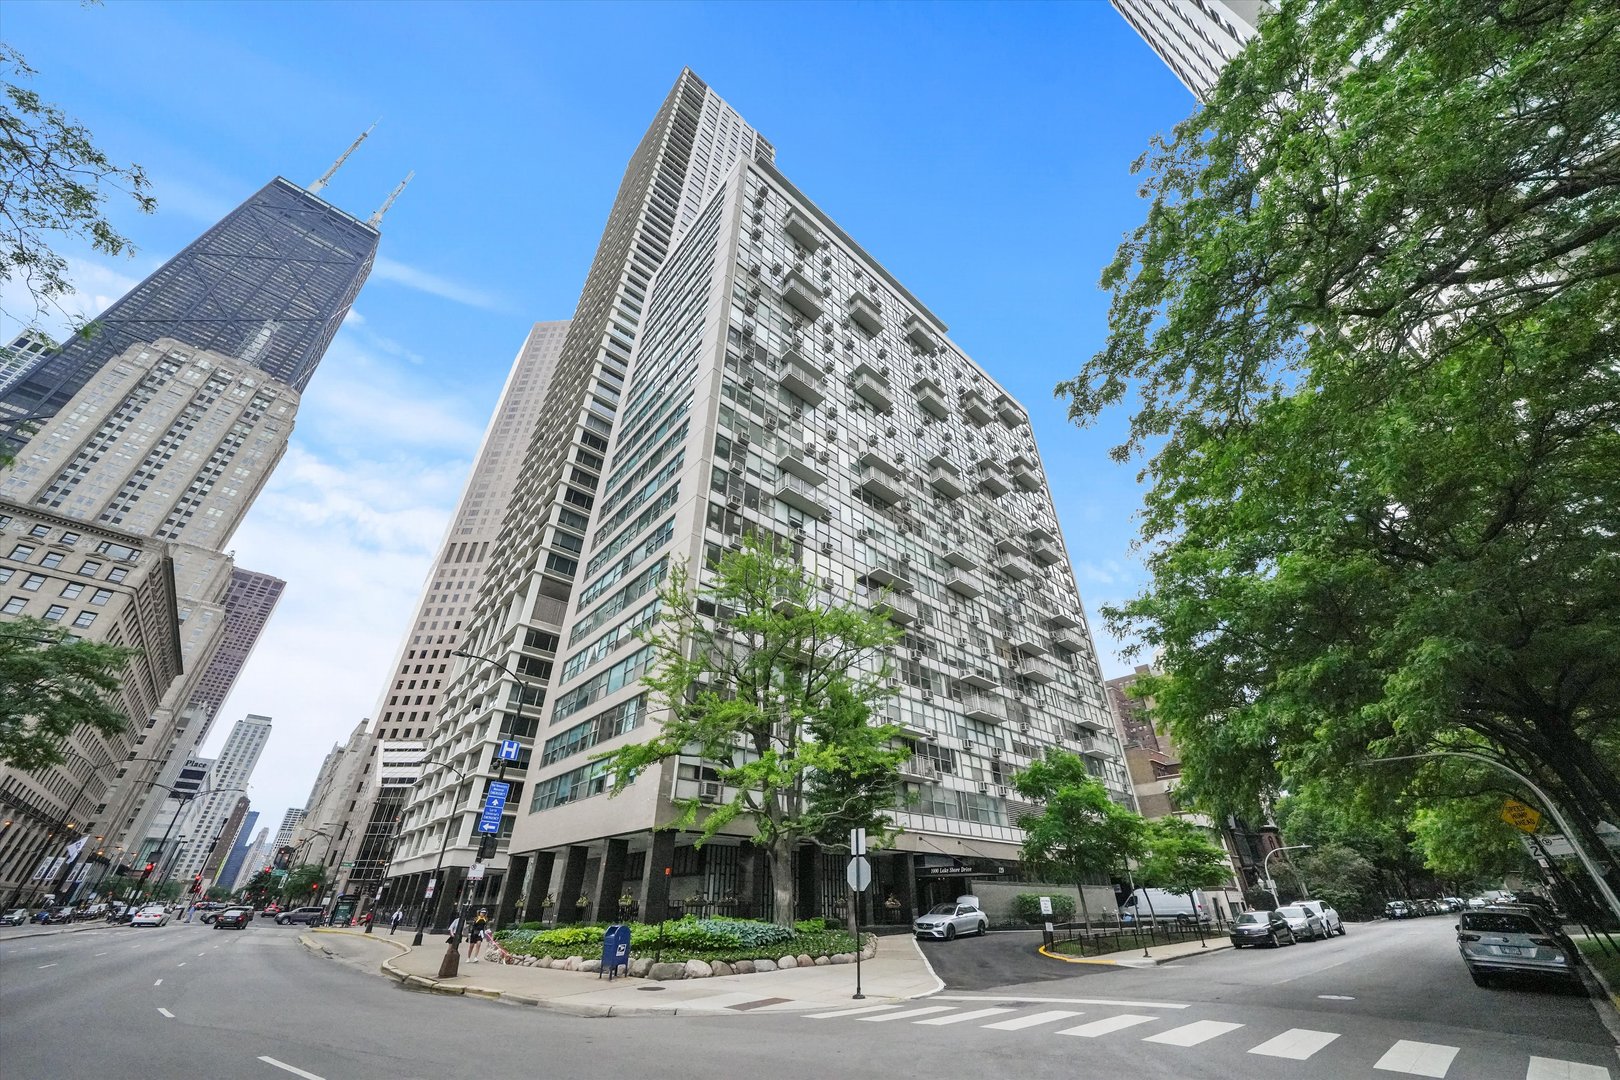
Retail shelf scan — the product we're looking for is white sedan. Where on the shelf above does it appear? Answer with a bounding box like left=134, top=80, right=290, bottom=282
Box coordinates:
left=130, top=906, right=171, bottom=927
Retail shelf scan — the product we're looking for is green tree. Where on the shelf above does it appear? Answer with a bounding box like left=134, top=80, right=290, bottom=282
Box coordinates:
left=601, top=534, right=906, bottom=926
left=1057, top=0, right=1620, bottom=853
left=1011, top=748, right=1147, bottom=925
left=1411, top=797, right=1530, bottom=885
left=240, top=869, right=276, bottom=909
left=1, top=43, right=154, bottom=330
left=1294, top=843, right=1381, bottom=919
left=1138, top=817, right=1232, bottom=911
left=0, top=616, right=138, bottom=771
left=282, top=864, right=328, bottom=905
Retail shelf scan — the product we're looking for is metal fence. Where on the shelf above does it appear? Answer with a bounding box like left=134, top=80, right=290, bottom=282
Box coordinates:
left=1046, top=912, right=1234, bottom=957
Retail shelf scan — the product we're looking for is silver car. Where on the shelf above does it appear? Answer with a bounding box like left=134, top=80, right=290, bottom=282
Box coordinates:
left=1458, top=908, right=1579, bottom=988
left=1274, top=904, right=1329, bottom=941
left=914, top=897, right=988, bottom=941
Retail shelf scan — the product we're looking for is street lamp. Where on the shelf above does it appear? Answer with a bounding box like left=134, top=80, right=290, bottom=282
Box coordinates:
left=451, top=648, right=530, bottom=921
left=1363, top=750, right=1620, bottom=924
left=411, top=758, right=470, bottom=947
left=1262, top=844, right=1311, bottom=902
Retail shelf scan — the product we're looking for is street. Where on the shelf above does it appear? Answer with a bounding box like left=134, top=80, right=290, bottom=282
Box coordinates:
left=0, top=915, right=1611, bottom=1079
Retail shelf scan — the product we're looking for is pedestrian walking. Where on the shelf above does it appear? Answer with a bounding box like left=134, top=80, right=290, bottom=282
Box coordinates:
left=467, top=908, right=489, bottom=962
left=390, top=908, right=403, bottom=935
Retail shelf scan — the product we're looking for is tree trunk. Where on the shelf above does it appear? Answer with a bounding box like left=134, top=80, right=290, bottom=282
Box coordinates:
left=770, top=842, right=795, bottom=928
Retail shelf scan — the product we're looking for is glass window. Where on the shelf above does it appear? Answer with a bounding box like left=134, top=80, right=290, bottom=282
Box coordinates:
left=106, top=568, right=127, bottom=584
left=28, top=524, right=50, bottom=538
left=72, top=611, right=97, bottom=629
left=21, top=574, right=45, bottom=591
left=90, top=589, right=113, bottom=606
left=42, top=605, right=68, bottom=622
left=9, top=544, right=36, bottom=560
left=79, top=560, right=102, bottom=576
left=2, top=597, right=25, bottom=615
left=60, top=583, right=84, bottom=599
left=40, top=552, right=63, bottom=569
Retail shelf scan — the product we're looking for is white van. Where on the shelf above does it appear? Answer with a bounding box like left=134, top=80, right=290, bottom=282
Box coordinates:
left=1119, top=888, right=1208, bottom=924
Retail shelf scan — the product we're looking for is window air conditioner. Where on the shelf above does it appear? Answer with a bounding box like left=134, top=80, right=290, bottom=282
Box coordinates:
left=697, top=781, right=723, bottom=803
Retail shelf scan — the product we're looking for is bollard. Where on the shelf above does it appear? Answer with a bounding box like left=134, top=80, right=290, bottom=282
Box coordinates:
left=438, top=940, right=461, bottom=979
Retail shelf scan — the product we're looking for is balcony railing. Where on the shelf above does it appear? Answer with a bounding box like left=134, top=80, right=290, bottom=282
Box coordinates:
left=860, top=555, right=914, bottom=591
left=775, top=473, right=827, bottom=517
left=961, top=692, right=1010, bottom=724
left=852, top=369, right=893, bottom=412
left=779, top=353, right=825, bottom=405
left=996, top=553, right=1034, bottom=581
left=928, top=462, right=966, bottom=498
left=1009, top=631, right=1047, bottom=656
left=945, top=567, right=984, bottom=598
left=870, top=590, right=919, bottom=625
left=774, top=442, right=826, bottom=486
left=913, top=378, right=949, bottom=419
left=904, top=314, right=938, bottom=352
left=996, top=397, right=1025, bottom=427
left=977, top=461, right=1012, bottom=497
left=1030, top=539, right=1061, bottom=566
left=783, top=270, right=824, bottom=321
left=1051, top=629, right=1085, bottom=654
left=1010, top=460, right=1042, bottom=492
left=848, top=293, right=883, bottom=335
left=960, top=390, right=993, bottom=425
left=784, top=209, right=823, bottom=252
left=956, top=663, right=999, bottom=690
left=1016, top=656, right=1059, bottom=685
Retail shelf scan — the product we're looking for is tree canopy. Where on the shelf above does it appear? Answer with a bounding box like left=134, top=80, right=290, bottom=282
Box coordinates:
left=600, top=533, right=907, bottom=926
left=0, top=615, right=138, bottom=771
left=1059, top=0, right=1620, bottom=858
left=1012, top=748, right=1146, bottom=923
left=1138, top=816, right=1232, bottom=901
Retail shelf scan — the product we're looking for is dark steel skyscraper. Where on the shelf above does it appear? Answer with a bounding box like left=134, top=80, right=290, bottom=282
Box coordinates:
left=0, top=176, right=379, bottom=438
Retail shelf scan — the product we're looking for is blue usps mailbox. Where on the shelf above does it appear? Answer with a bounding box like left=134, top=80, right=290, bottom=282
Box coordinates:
left=600, top=923, right=631, bottom=980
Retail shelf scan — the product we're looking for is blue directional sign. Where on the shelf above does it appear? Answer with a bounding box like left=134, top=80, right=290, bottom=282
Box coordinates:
left=498, top=739, right=521, bottom=762
left=477, top=780, right=511, bottom=834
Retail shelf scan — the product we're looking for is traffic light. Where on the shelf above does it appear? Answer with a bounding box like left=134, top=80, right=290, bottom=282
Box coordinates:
left=144, top=862, right=156, bottom=875
left=475, top=834, right=495, bottom=861
left=311, top=882, right=320, bottom=894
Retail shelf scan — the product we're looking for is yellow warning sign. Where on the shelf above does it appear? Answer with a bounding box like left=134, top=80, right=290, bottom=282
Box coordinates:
left=1500, top=799, right=1542, bottom=834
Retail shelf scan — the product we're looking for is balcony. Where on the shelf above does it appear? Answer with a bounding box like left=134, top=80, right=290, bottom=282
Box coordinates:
left=778, top=351, right=825, bottom=405
left=996, top=396, right=1025, bottom=427
left=775, top=474, right=827, bottom=517
left=977, top=461, right=1012, bottom=498
left=848, top=292, right=883, bottom=335
left=941, top=541, right=977, bottom=570
left=784, top=209, right=823, bottom=252
left=1016, top=656, right=1059, bottom=685
left=945, top=567, right=984, bottom=598
left=904, top=315, right=939, bottom=352
left=857, top=450, right=907, bottom=506
left=774, top=442, right=826, bottom=486
left=1075, top=735, right=1112, bottom=759
left=913, top=378, right=949, bottom=419
left=1009, top=631, right=1047, bottom=656
left=1030, top=538, right=1062, bottom=566
left=783, top=270, right=824, bottom=321
left=995, top=534, right=1026, bottom=555
left=1009, top=457, right=1042, bottom=492
left=852, top=366, right=893, bottom=412
left=928, top=460, right=966, bottom=499
left=961, top=692, right=1010, bottom=724
left=860, top=554, right=914, bottom=591
left=956, top=662, right=999, bottom=690
left=960, top=390, right=992, bottom=425
left=899, top=757, right=941, bottom=783
left=870, top=589, right=920, bottom=625
left=1047, top=609, right=1082, bottom=630
left=996, top=552, right=1034, bottom=581
left=1051, top=628, right=1085, bottom=654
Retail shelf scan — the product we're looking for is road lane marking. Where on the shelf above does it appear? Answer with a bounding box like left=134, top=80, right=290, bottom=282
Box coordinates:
left=806, top=1004, right=903, bottom=1019
left=154, top=979, right=163, bottom=986
left=934, top=993, right=1191, bottom=1009
left=915, top=1008, right=1015, bottom=1026
left=177, top=962, right=186, bottom=967
left=37, top=963, right=56, bottom=969
left=982, top=1010, right=1082, bottom=1031
left=1249, top=1029, right=1341, bottom=1060
left=197, top=952, right=205, bottom=956
left=258, top=1057, right=327, bottom=1080
left=1144, top=1020, right=1244, bottom=1046
left=860, top=1006, right=957, bottom=1022
left=1058, top=1014, right=1160, bottom=1038
left=1318, top=994, right=1355, bottom=1000
left=1375, top=1040, right=1460, bottom=1077
left=157, top=1008, right=175, bottom=1018
left=1527, top=1059, right=1611, bottom=1080
left=93, top=952, right=108, bottom=957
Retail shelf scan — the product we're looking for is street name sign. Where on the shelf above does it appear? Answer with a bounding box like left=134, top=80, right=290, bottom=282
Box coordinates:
left=477, top=780, right=512, bottom=834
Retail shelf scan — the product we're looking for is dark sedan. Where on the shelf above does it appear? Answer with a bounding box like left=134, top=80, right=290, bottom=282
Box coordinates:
left=1230, top=909, right=1297, bottom=948
left=213, top=907, right=252, bottom=930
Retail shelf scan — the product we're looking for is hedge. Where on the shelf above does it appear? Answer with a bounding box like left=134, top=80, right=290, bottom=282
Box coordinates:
left=1013, top=892, right=1077, bottom=923
left=494, top=915, right=858, bottom=964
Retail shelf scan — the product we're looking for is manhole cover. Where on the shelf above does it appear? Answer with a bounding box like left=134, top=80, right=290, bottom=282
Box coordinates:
left=637, top=985, right=667, bottom=991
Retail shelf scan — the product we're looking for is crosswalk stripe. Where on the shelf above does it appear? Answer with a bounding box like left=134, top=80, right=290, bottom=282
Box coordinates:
left=1057, top=1014, right=1160, bottom=1038
left=1527, top=1058, right=1612, bottom=1080
left=914, top=1008, right=1016, bottom=1026
left=982, top=1009, right=1083, bottom=1031
left=1144, top=1020, right=1244, bottom=1047
left=860, top=1006, right=957, bottom=1023
left=805, top=1004, right=902, bottom=1020
left=1375, top=1040, right=1460, bottom=1077
left=1248, top=1028, right=1341, bottom=1060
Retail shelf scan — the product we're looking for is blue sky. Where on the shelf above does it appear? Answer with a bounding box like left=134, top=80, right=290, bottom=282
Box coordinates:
left=3, top=1, right=1193, bottom=838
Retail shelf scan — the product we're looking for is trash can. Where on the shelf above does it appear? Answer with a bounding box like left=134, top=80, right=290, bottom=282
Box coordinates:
left=601, top=923, right=631, bottom=980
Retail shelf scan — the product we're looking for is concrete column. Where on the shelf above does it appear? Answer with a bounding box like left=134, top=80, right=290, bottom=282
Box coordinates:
left=493, top=856, right=524, bottom=929
left=797, top=842, right=821, bottom=920
left=897, top=853, right=918, bottom=922
left=592, top=838, right=630, bottom=923
left=556, top=846, right=589, bottom=924
left=520, top=851, right=556, bottom=926
left=641, top=831, right=676, bottom=923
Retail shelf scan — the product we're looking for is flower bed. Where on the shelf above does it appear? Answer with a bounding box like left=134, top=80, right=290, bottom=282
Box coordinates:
left=493, top=915, right=864, bottom=970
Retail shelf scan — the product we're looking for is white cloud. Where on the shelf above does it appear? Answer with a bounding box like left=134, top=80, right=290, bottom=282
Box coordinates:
left=371, top=255, right=506, bottom=311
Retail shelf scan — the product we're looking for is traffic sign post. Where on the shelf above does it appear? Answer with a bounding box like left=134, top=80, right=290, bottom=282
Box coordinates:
left=477, top=781, right=511, bottom=835
left=1500, top=798, right=1542, bottom=834
left=847, top=833, right=872, bottom=1000
left=498, top=739, right=522, bottom=763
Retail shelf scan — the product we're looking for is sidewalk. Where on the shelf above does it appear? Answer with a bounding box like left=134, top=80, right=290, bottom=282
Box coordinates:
left=304, top=928, right=943, bottom=1016
left=1039, top=935, right=1234, bottom=968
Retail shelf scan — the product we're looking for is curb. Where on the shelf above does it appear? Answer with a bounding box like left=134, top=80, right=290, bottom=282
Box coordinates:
left=1038, top=940, right=1234, bottom=966
left=1575, top=944, right=1620, bottom=1055
left=1, top=922, right=112, bottom=941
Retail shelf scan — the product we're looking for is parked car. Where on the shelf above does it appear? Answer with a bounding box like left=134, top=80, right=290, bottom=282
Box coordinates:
left=1229, top=909, right=1297, bottom=948
left=0, top=908, right=28, bottom=926
left=213, top=907, right=252, bottom=930
left=914, top=895, right=988, bottom=940
left=275, top=906, right=326, bottom=926
left=1295, top=900, right=1345, bottom=936
left=1440, top=897, right=1465, bottom=912
left=1385, top=900, right=1412, bottom=919
left=259, top=903, right=282, bottom=919
left=1118, top=887, right=1209, bottom=925
left=1275, top=904, right=1329, bottom=941
left=1457, top=907, right=1580, bottom=988
left=130, top=906, right=171, bottom=927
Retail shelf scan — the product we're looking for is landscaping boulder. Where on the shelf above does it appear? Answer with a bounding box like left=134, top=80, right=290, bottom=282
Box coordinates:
left=564, top=955, right=584, bottom=971
left=629, top=957, right=653, bottom=978
left=649, top=962, right=687, bottom=981
left=813, top=955, right=831, bottom=966
left=796, top=954, right=814, bottom=968
left=684, top=959, right=713, bottom=979
left=777, top=955, right=797, bottom=969
left=733, top=960, right=756, bottom=974
left=754, top=958, right=777, bottom=972
left=579, top=959, right=601, bottom=973
left=710, top=960, right=734, bottom=977
left=831, top=953, right=854, bottom=965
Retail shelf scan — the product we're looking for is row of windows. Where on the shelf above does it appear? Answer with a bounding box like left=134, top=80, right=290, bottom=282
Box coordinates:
left=0, top=596, right=97, bottom=626
left=540, top=693, right=646, bottom=767
left=560, top=597, right=661, bottom=684
left=574, top=517, right=675, bottom=610
left=569, top=556, right=669, bottom=645
left=549, top=644, right=654, bottom=726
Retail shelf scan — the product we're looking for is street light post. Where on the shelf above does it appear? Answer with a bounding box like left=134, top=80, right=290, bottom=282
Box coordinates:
left=452, top=648, right=530, bottom=927
left=1365, top=750, right=1620, bottom=924
left=411, top=759, right=469, bottom=947
left=1262, top=844, right=1311, bottom=902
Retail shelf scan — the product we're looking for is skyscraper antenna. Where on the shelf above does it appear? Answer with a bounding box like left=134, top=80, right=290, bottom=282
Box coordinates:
left=368, top=171, right=414, bottom=228
left=308, top=122, right=377, bottom=195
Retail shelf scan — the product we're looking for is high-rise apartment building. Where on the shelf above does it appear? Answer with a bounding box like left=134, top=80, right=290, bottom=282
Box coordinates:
left=390, top=72, right=1129, bottom=929
left=231, top=825, right=271, bottom=892
left=0, top=176, right=378, bottom=442
left=273, top=808, right=306, bottom=856
left=1111, top=0, right=1272, bottom=99
left=185, top=569, right=286, bottom=745
left=0, top=331, right=58, bottom=396
left=216, top=808, right=259, bottom=894
left=389, top=71, right=771, bottom=919
left=171, top=714, right=271, bottom=883
left=200, top=795, right=251, bottom=886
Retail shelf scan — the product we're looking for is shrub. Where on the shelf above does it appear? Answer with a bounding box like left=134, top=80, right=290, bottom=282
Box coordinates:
left=1013, top=893, right=1076, bottom=923
left=794, top=917, right=836, bottom=933
left=496, top=916, right=860, bottom=964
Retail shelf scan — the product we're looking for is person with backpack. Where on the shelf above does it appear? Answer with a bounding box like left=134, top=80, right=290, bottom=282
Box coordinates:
left=467, top=908, right=489, bottom=962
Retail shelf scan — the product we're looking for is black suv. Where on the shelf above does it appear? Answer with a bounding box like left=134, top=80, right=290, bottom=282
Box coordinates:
left=275, top=907, right=325, bottom=925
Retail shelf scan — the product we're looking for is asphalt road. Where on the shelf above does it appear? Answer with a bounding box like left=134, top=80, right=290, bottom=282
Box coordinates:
left=1, top=914, right=1612, bottom=1080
